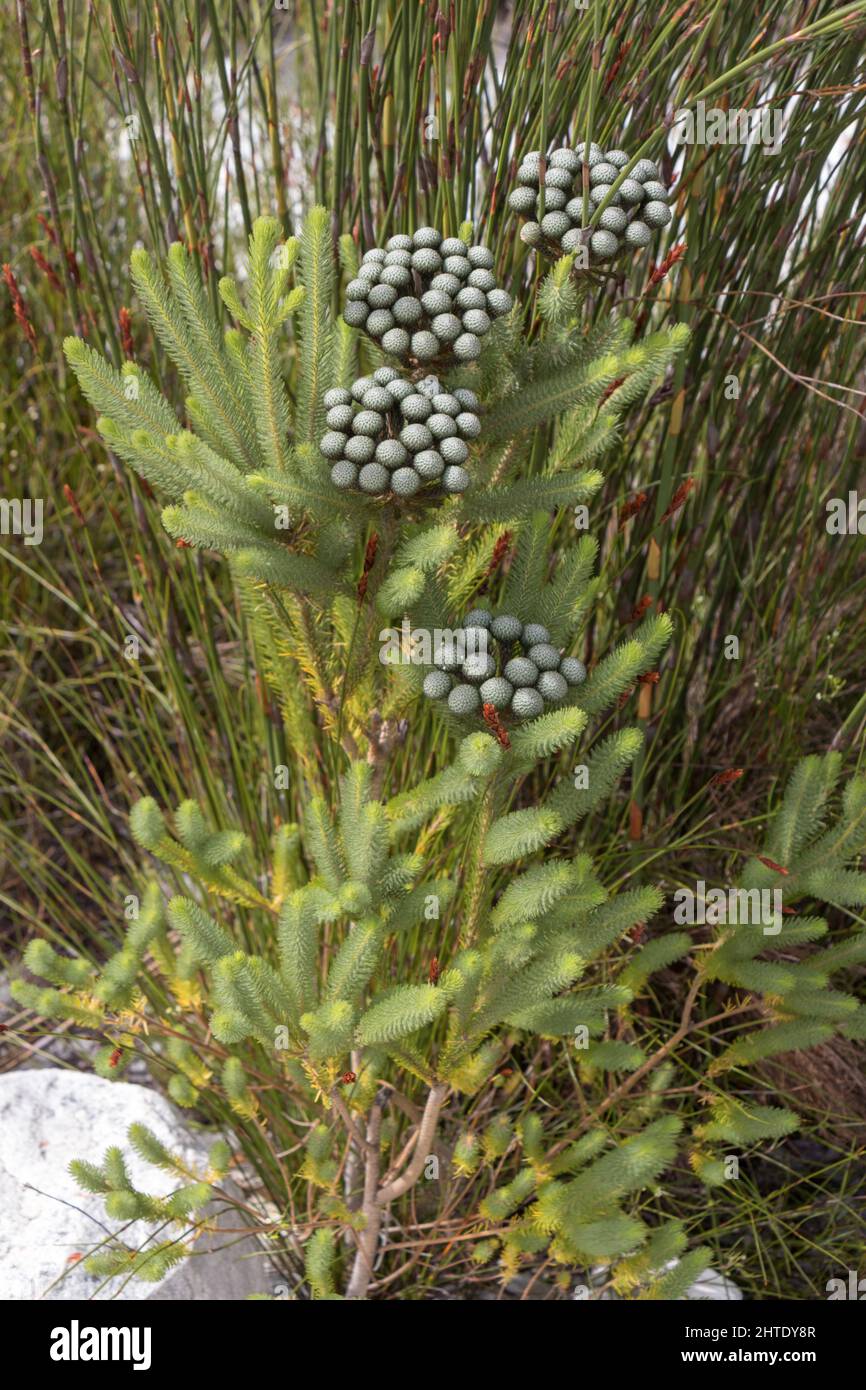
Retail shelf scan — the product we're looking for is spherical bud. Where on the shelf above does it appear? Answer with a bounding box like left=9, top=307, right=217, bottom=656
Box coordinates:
left=421, top=290, right=452, bottom=317
left=320, top=430, right=348, bottom=459
left=479, top=676, right=513, bottom=708
left=412, top=248, right=442, bottom=275
left=624, top=220, right=651, bottom=247
left=527, top=642, right=561, bottom=671
left=520, top=222, right=543, bottom=246
left=504, top=656, right=539, bottom=686
left=345, top=278, right=370, bottom=301
left=353, top=409, right=384, bottom=436
left=486, top=288, right=513, bottom=317
left=549, top=147, right=582, bottom=174
left=559, top=656, right=587, bottom=685
left=522, top=623, right=551, bottom=646
left=545, top=166, right=574, bottom=191
left=411, top=331, right=440, bottom=360
left=465, top=608, right=493, bottom=629
left=604, top=149, right=630, bottom=168
left=427, top=412, right=458, bottom=440
left=589, top=162, right=619, bottom=186
left=366, top=308, right=395, bottom=337
left=467, top=269, right=497, bottom=293
left=323, top=387, right=352, bottom=409
left=443, top=255, right=471, bottom=279
left=618, top=178, right=645, bottom=205
left=561, top=228, right=584, bottom=254
left=542, top=189, right=567, bottom=212
left=440, top=237, right=468, bottom=257
left=375, top=439, right=409, bottom=469
left=412, top=226, right=442, bottom=249
left=461, top=309, right=491, bottom=336
left=330, top=460, right=357, bottom=490
left=344, top=434, right=376, bottom=463
left=540, top=211, right=571, bottom=239
left=517, top=164, right=541, bottom=187
left=413, top=449, right=445, bottom=479
left=589, top=184, right=619, bottom=207
left=642, top=181, right=669, bottom=203
left=442, top=465, right=470, bottom=492
left=467, top=245, right=495, bottom=269
left=632, top=159, right=659, bottom=182
left=642, top=201, right=672, bottom=228
left=453, top=388, right=479, bottom=410
left=362, top=248, right=387, bottom=264
left=380, top=327, right=411, bottom=357
left=391, top=466, right=422, bottom=497
left=454, top=332, right=481, bottom=360
left=431, top=272, right=462, bottom=297
left=358, top=462, right=390, bottom=494
left=455, top=286, right=486, bottom=311
left=387, top=377, right=414, bottom=401
left=590, top=229, right=620, bottom=260
left=401, top=393, right=432, bottom=421
left=393, top=296, right=423, bottom=324
left=357, top=263, right=381, bottom=283
left=384, top=248, right=413, bottom=268
left=361, top=386, right=393, bottom=412
left=462, top=652, right=496, bottom=683
left=385, top=233, right=413, bottom=252
left=511, top=687, right=544, bottom=719
left=440, top=436, right=469, bottom=465
left=400, top=422, right=433, bottom=452
left=455, top=411, right=481, bottom=439
left=448, top=683, right=481, bottom=715
left=343, top=301, right=369, bottom=327
left=368, top=282, right=398, bottom=309
left=537, top=670, right=568, bottom=702
left=491, top=614, right=523, bottom=642
left=380, top=264, right=412, bottom=289
left=423, top=669, right=452, bottom=700
left=326, top=404, right=354, bottom=431
left=599, top=206, right=629, bottom=234
left=351, top=376, right=375, bottom=401
left=432, top=392, right=460, bottom=416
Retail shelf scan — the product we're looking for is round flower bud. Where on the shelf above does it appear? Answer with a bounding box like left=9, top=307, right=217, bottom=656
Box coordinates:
left=380, top=264, right=412, bottom=289
left=326, top=404, right=354, bottom=431
left=599, top=206, right=629, bottom=234
left=511, top=687, right=544, bottom=719
left=353, top=409, right=383, bottom=436
left=604, top=149, right=630, bottom=168
left=417, top=376, right=441, bottom=398
left=537, top=670, right=568, bottom=702
left=357, top=263, right=381, bottom=283
left=589, top=162, right=619, bottom=186
left=366, top=309, right=395, bottom=337
left=561, top=228, right=584, bottom=254
left=467, top=269, right=497, bottom=293
left=375, top=439, right=409, bottom=469
left=491, top=614, right=523, bottom=642
left=401, top=393, right=432, bottom=421
left=543, top=190, right=568, bottom=212
left=589, top=184, right=619, bottom=207
left=428, top=413, right=458, bottom=440
left=344, top=434, right=376, bottom=463
left=618, top=178, right=645, bottom=205
left=520, top=222, right=543, bottom=246
left=385, top=233, right=413, bottom=252
left=412, top=247, right=442, bottom=275
left=455, top=411, right=481, bottom=438
left=330, top=460, right=358, bottom=489
left=642, top=181, right=669, bottom=203
left=351, top=376, right=375, bottom=401
left=442, top=465, right=470, bottom=492
left=431, top=272, right=462, bottom=297
left=486, top=289, right=513, bottom=317
left=468, top=245, right=495, bottom=269
left=590, top=229, right=620, bottom=259
left=391, top=466, right=422, bottom=497
left=358, top=462, right=390, bottom=494
left=368, top=282, right=398, bottom=309
left=522, top=623, right=551, bottom=646
left=545, top=166, right=574, bottom=191
left=387, top=377, right=413, bottom=401
left=345, top=278, right=370, bottom=301
left=323, top=387, right=352, bottom=409
left=565, top=197, right=587, bottom=222
left=381, top=327, right=411, bottom=357
left=413, top=226, right=442, bottom=249
left=400, top=423, right=433, bottom=453
left=642, top=201, right=672, bottom=228
left=527, top=642, right=561, bottom=671
left=504, top=656, right=539, bottom=686
left=443, top=255, right=471, bottom=279
left=421, top=289, right=452, bottom=316
left=384, top=248, right=413, bottom=269
left=343, top=301, right=369, bottom=327
left=320, top=430, right=348, bottom=459
left=362, top=247, right=387, bottom=264
left=434, top=638, right=463, bottom=670
left=432, top=393, right=460, bottom=416
left=373, top=365, right=400, bottom=386
left=465, top=608, right=493, bottom=629
left=624, top=220, right=651, bottom=247
left=632, top=159, right=659, bottom=182
left=413, top=449, right=445, bottom=479
left=454, top=332, right=481, bottom=360
left=479, top=676, right=514, bottom=708
left=462, top=651, right=496, bottom=683
left=411, top=331, right=440, bottom=360
left=550, top=147, right=581, bottom=174
left=361, top=386, right=393, bottom=412
left=448, top=683, right=481, bottom=715
left=423, top=669, right=452, bottom=700
left=393, top=296, right=423, bottom=324
left=455, top=286, right=486, bottom=311
left=462, top=309, right=491, bottom=336
left=559, top=656, right=587, bottom=685
left=440, top=436, right=469, bottom=465
left=517, top=164, right=541, bottom=187
left=453, top=388, right=479, bottom=410
left=440, top=237, right=468, bottom=257
left=575, top=143, right=604, bottom=167
left=541, top=211, right=571, bottom=239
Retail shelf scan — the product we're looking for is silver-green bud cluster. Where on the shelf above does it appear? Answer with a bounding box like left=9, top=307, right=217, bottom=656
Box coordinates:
left=321, top=369, right=480, bottom=497
left=344, top=230, right=512, bottom=365
left=508, top=144, right=672, bottom=264
left=421, top=608, right=587, bottom=723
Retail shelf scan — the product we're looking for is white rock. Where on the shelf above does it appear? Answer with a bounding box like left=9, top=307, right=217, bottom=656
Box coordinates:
left=0, top=1070, right=271, bottom=1300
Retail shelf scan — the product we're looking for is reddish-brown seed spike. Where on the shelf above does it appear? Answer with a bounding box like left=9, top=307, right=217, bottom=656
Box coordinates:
left=37, top=213, right=58, bottom=246
left=482, top=702, right=511, bottom=750
left=660, top=477, right=695, bottom=523
left=3, top=264, right=37, bottom=351
left=63, top=483, right=86, bottom=525
left=709, top=768, right=744, bottom=787
left=108, top=1047, right=122, bottom=1068
left=757, top=856, right=790, bottom=876
left=119, top=305, right=134, bottom=359
left=617, top=685, right=636, bottom=709
left=428, top=956, right=440, bottom=985
left=176, top=538, right=192, bottom=549
left=65, top=249, right=81, bottom=286
left=341, top=1071, right=356, bottom=1085
left=638, top=670, right=660, bottom=685
left=627, top=595, right=653, bottom=624
left=28, top=246, right=62, bottom=293
left=618, top=491, right=648, bottom=529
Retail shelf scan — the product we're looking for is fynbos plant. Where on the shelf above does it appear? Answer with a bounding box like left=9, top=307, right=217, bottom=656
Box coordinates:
left=16, top=172, right=866, bottom=1300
